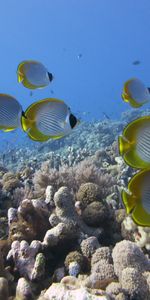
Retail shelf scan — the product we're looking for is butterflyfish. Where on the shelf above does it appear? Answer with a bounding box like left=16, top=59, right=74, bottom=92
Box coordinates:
left=118, top=115, right=150, bottom=169
left=122, top=78, right=150, bottom=108
left=122, top=168, right=150, bottom=226
left=21, top=98, right=79, bottom=142
left=17, top=60, right=53, bottom=89
left=0, top=94, right=23, bottom=132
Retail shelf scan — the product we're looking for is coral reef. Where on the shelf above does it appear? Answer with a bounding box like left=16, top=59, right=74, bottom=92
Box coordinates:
left=0, top=111, right=149, bottom=299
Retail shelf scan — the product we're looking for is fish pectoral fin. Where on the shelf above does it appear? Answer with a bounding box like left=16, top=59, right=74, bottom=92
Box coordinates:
left=21, top=116, right=35, bottom=132
left=17, top=71, right=24, bottom=83
left=118, top=135, right=132, bottom=156
left=122, top=189, right=136, bottom=214
left=122, top=92, right=130, bottom=102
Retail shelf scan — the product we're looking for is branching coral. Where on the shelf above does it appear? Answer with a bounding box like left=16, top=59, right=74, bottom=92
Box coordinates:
left=33, top=153, right=117, bottom=196
left=43, top=187, right=104, bottom=251
left=7, top=240, right=44, bottom=281
left=15, top=277, right=34, bottom=300
left=2, top=172, right=22, bottom=192
left=8, top=199, right=50, bottom=243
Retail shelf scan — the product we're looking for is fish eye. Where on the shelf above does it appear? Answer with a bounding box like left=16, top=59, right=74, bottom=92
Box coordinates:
left=69, top=113, right=77, bottom=128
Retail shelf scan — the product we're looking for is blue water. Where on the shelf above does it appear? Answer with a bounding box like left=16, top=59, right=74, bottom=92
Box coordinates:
left=0, top=0, right=150, bottom=145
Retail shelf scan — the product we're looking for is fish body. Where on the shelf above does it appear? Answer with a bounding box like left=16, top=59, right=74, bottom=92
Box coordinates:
left=0, top=94, right=22, bottom=131
left=17, top=60, right=53, bottom=89
left=118, top=115, right=150, bottom=169
left=122, top=168, right=150, bottom=226
left=21, top=98, right=79, bottom=142
left=122, top=78, right=150, bottom=108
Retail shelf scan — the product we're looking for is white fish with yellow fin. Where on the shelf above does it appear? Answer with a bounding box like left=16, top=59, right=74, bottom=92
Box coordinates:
left=122, top=168, right=150, bottom=226
left=17, top=60, right=53, bottom=89
left=0, top=94, right=23, bottom=132
left=122, top=78, right=150, bottom=108
left=118, top=115, right=150, bottom=169
left=21, top=98, right=79, bottom=142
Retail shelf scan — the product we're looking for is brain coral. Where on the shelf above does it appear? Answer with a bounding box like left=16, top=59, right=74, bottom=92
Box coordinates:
left=112, top=240, right=150, bottom=279
left=120, top=267, right=149, bottom=300
left=76, top=183, right=102, bottom=209
left=82, top=201, right=109, bottom=227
